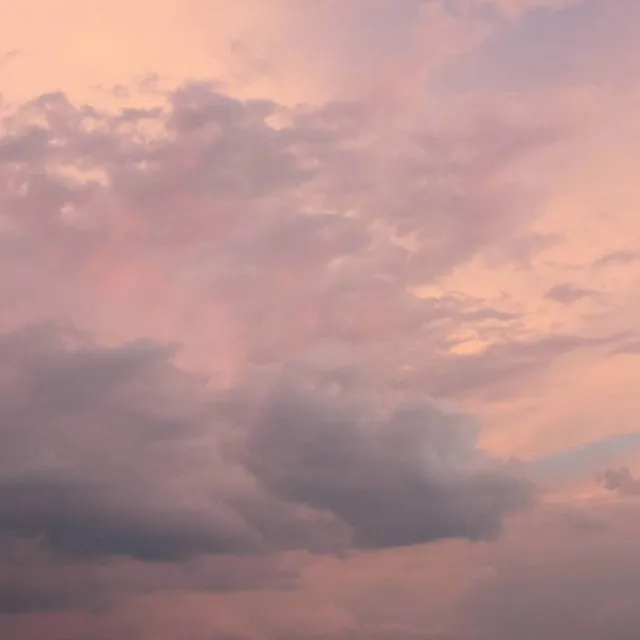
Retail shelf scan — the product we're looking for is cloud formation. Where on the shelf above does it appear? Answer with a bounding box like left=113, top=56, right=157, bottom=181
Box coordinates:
left=243, top=367, right=533, bottom=548
left=0, top=324, right=531, bottom=618
left=3, top=0, right=640, bottom=638
left=0, top=325, right=531, bottom=559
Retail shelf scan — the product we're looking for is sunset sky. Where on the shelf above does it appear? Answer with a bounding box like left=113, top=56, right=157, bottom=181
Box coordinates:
left=2, top=1, right=640, bottom=638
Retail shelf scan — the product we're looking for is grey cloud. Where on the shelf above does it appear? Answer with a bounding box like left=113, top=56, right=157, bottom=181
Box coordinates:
left=0, top=326, right=259, bottom=562
left=460, top=500, right=640, bottom=640
left=422, top=332, right=628, bottom=400
left=0, top=324, right=536, bottom=623
left=544, top=282, right=597, bottom=304
left=0, top=473, right=248, bottom=561
left=592, top=249, right=638, bottom=269
left=243, top=369, right=533, bottom=549
left=600, top=467, right=640, bottom=495
left=0, top=533, right=297, bottom=615
left=0, top=325, right=306, bottom=612
left=0, top=536, right=105, bottom=614
left=0, top=326, right=532, bottom=568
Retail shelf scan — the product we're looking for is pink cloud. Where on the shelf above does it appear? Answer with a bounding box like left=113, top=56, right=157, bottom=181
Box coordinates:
left=3, top=1, right=640, bottom=638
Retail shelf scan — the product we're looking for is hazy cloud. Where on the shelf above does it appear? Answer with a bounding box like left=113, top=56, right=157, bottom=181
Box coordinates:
left=600, top=467, right=640, bottom=495
left=592, top=249, right=638, bottom=269
left=544, top=282, right=597, bottom=304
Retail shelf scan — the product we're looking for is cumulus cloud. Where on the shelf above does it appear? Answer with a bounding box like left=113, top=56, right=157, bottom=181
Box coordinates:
left=0, top=325, right=253, bottom=562
left=0, top=324, right=532, bottom=614
left=243, top=367, right=533, bottom=548
left=0, top=326, right=532, bottom=555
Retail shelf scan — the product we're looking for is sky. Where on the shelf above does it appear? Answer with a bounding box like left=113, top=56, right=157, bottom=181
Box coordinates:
left=1, top=0, right=640, bottom=638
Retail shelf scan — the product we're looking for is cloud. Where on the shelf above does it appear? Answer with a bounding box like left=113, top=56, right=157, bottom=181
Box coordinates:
left=0, top=325, right=256, bottom=562
left=0, top=534, right=298, bottom=614
left=460, top=499, right=640, bottom=640
left=440, top=0, right=632, bottom=94
left=0, top=79, right=569, bottom=385
left=0, top=325, right=532, bottom=558
left=242, top=366, right=533, bottom=549
left=0, top=35, right=579, bottom=627
left=544, top=282, right=597, bottom=304
left=5, top=2, right=640, bottom=636
left=418, top=332, right=627, bottom=400
left=600, top=467, right=640, bottom=495
left=0, top=323, right=532, bottom=614
left=592, top=249, right=638, bottom=269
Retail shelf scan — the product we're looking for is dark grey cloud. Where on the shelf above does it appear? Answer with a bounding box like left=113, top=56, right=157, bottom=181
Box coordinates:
left=243, top=368, right=533, bottom=549
left=0, top=324, right=532, bottom=612
left=0, top=325, right=260, bottom=562
left=0, top=324, right=305, bottom=613
left=0, top=473, right=249, bottom=561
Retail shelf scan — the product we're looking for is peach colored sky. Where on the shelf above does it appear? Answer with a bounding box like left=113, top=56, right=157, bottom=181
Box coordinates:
left=1, top=1, right=640, bottom=639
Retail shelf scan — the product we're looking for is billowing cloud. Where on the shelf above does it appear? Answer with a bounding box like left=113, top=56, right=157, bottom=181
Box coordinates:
left=0, top=324, right=531, bottom=558
left=243, top=367, right=533, bottom=548
left=0, top=324, right=531, bottom=618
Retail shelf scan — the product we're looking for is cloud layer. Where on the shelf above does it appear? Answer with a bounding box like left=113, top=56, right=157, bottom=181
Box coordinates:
left=3, top=1, right=640, bottom=639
